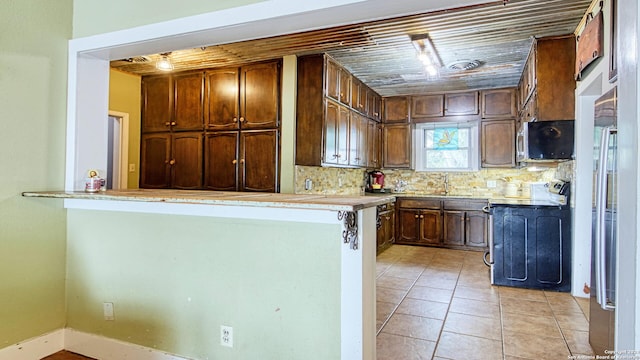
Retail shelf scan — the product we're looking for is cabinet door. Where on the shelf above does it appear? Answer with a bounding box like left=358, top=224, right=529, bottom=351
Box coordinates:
left=367, top=120, right=382, bottom=168
left=240, top=129, right=279, bottom=192
left=481, top=119, right=515, bottom=168
left=383, top=124, right=412, bottom=169
left=349, top=112, right=368, bottom=167
left=420, top=209, right=442, bottom=245
left=481, top=89, right=516, bottom=119
left=142, top=76, right=172, bottom=133
left=338, top=68, right=351, bottom=105
left=140, top=133, right=171, bottom=188
left=444, top=92, right=479, bottom=116
left=324, top=100, right=350, bottom=165
left=204, top=131, right=239, bottom=191
left=205, top=68, right=239, bottom=130
left=377, top=209, right=395, bottom=253
left=171, top=132, right=203, bottom=189
left=368, top=89, right=381, bottom=120
left=325, top=58, right=340, bottom=101
left=397, top=209, right=420, bottom=243
left=351, top=78, right=366, bottom=112
left=173, top=72, right=204, bottom=131
left=466, top=211, right=488, bottom=247
left=412, top=94, right=444, bottom=118
left=383, top=96, right=409, bottom=123
left=240, top=61, right=280, bottom=129
left=443, top=210, right=465, bottom=246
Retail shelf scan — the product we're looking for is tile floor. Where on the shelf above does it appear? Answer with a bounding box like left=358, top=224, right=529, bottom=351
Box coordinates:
left=376, top=245, right=593, bottom=360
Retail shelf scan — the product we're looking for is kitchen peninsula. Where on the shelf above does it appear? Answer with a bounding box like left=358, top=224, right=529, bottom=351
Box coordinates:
left=23, top=189, right=389, bottom=360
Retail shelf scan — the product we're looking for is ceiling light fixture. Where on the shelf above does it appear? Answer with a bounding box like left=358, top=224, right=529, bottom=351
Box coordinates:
left=410, top=34, right=443, bottom=77
left=156, top=52, right=174, bottom=71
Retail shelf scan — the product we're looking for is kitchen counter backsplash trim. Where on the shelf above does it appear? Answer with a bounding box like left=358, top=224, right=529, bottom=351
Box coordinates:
left=295, top=165, right=572, bottom=198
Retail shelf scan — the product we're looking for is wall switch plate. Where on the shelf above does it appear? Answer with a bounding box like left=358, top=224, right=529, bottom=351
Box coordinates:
left=304, top=178, right=313, bottom=190
left=221, top=325, right=233, bottom=348
left=103, top=302, right=115, bottom=321
left=487, top=180, right=497, bottom=188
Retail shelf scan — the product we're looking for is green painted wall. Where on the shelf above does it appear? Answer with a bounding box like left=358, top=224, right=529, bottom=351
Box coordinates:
left=66, top=210, right=341, bottom=359
left=109, top=69, right=142, bottom=189
left=72, top=0, right=265, bottom=38
left=0, top=0, right=71, bottom=347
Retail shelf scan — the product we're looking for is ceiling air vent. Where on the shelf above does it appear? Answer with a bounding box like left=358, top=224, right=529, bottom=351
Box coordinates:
left=128, top=56, right=151, bottom=63
left=447, top=60, right=481, bottom=71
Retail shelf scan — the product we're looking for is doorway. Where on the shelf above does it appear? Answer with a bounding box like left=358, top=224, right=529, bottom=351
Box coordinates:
left=107, top=111, right=130, bottom=189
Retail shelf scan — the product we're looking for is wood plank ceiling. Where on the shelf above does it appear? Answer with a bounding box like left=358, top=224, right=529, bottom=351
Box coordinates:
left=110, top=0, right=593, bottom=96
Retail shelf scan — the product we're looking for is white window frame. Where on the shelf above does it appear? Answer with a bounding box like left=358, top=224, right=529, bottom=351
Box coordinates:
left=414, top=121, right=479, bottom=172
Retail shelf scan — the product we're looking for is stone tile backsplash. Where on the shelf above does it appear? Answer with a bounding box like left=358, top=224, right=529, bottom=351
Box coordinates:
left=295, top=162, right=574, bottom=198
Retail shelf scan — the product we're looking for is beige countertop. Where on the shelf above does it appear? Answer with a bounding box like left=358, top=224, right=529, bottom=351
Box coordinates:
left=22, top=189, right=396, bottom=212
left=366, top=191, right=566, bottom=206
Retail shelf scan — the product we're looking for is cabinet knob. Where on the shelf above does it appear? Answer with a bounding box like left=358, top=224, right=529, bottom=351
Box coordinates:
left=171, top=121, right=176, bottom=126
left=165, top=122, right=171, bottom=126
left=414, top=215, right=419, bottom=219
left=239, top=117, right=245, bottom=122
left=240, top=159, right=245, bottom=164
left=232, top=159, right=237, bottom=164
left=233, top=117, right=238, bottom=123
left=169, top=159, right=176, bottom=165
left=420, top=215, right=424, bottom=219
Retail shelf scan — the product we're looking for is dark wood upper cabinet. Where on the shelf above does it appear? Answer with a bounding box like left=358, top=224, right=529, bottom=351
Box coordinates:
left=444, top=91, right=479, bottom=116
left=518, top=35, right=575, bottom=121
left=205, top=68, right=240, bottom=130
left=383, top=96, right=410, bottom=123
left=382, top=123, right=412, bottom=169
left=412, top=94, right=444, bottom=118
left=240, top=61, right=280, bottom=129
left=481, top=119, right=516, bottom=168
left=324, top=100, right=350, bottom=166
left=296, top=54, right=382, bottom=168
left=172, top=72, right=204, bottom=131
left=481, top=88, right=516, bottom=119
left=142, top=76, right=172, bottom=133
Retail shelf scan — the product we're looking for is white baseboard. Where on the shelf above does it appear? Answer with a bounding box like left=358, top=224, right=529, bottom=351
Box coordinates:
left=0, top=329, right=64, bottom=360
left=0, top=328, right=191, bottom=360
left=64, top=328, right=191, bottom=360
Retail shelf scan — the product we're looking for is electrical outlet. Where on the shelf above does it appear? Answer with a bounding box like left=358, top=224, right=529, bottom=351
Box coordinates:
left=129, top=164, right=136, bottom=172
left=221, top=325, right=233, bottom=348
left=103, top=302, right=115, bottom=321
left=304, top=178, right=313, bottom=190
left=487, top=180, right=497, bottom=188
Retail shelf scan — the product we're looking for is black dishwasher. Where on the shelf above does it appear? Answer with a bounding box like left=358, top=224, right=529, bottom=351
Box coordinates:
left=490, top=204, right=571, bottom=291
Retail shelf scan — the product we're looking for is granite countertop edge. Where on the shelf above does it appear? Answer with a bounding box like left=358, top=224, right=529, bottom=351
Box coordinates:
left=21, top=190, right=396, bottom=212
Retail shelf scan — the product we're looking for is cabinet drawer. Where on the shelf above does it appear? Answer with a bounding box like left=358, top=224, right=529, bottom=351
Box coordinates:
left=443, top=199, right=487, bottom=211
left=398, top=198, right=441, bottom=210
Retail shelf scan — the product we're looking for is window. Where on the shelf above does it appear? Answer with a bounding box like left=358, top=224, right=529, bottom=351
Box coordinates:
left=414, top=122, right=479, bottom=171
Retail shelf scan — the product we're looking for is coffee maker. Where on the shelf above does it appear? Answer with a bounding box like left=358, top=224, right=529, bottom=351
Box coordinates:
left=366, top=170, right=385, bottom=192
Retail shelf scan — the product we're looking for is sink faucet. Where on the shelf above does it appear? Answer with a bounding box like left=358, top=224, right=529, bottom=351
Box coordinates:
left=443, top=173, right=449, bottom=196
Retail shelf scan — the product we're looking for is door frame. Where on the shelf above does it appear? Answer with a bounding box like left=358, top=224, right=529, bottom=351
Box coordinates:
left=108, top=111, right=130, bottom=189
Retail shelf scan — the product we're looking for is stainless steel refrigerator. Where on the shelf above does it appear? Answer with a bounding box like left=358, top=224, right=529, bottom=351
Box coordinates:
left=590, top=87, right=617, bottom=355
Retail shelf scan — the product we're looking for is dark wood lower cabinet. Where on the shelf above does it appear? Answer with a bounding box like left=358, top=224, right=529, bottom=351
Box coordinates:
left=241, top=130, right=279, bottom=192
left=140, top=132, right=203, bottom=189
left=397, top=208, right=441, bottom=246
left=205, top=129, right=279, bottom=192
left=376, top=202, right=395, bottom=254
left=204, top=131, right=239, bottom=191
left=396, top=197, right=488, bottom=250
left=443, top=209, right=488, bottom=248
